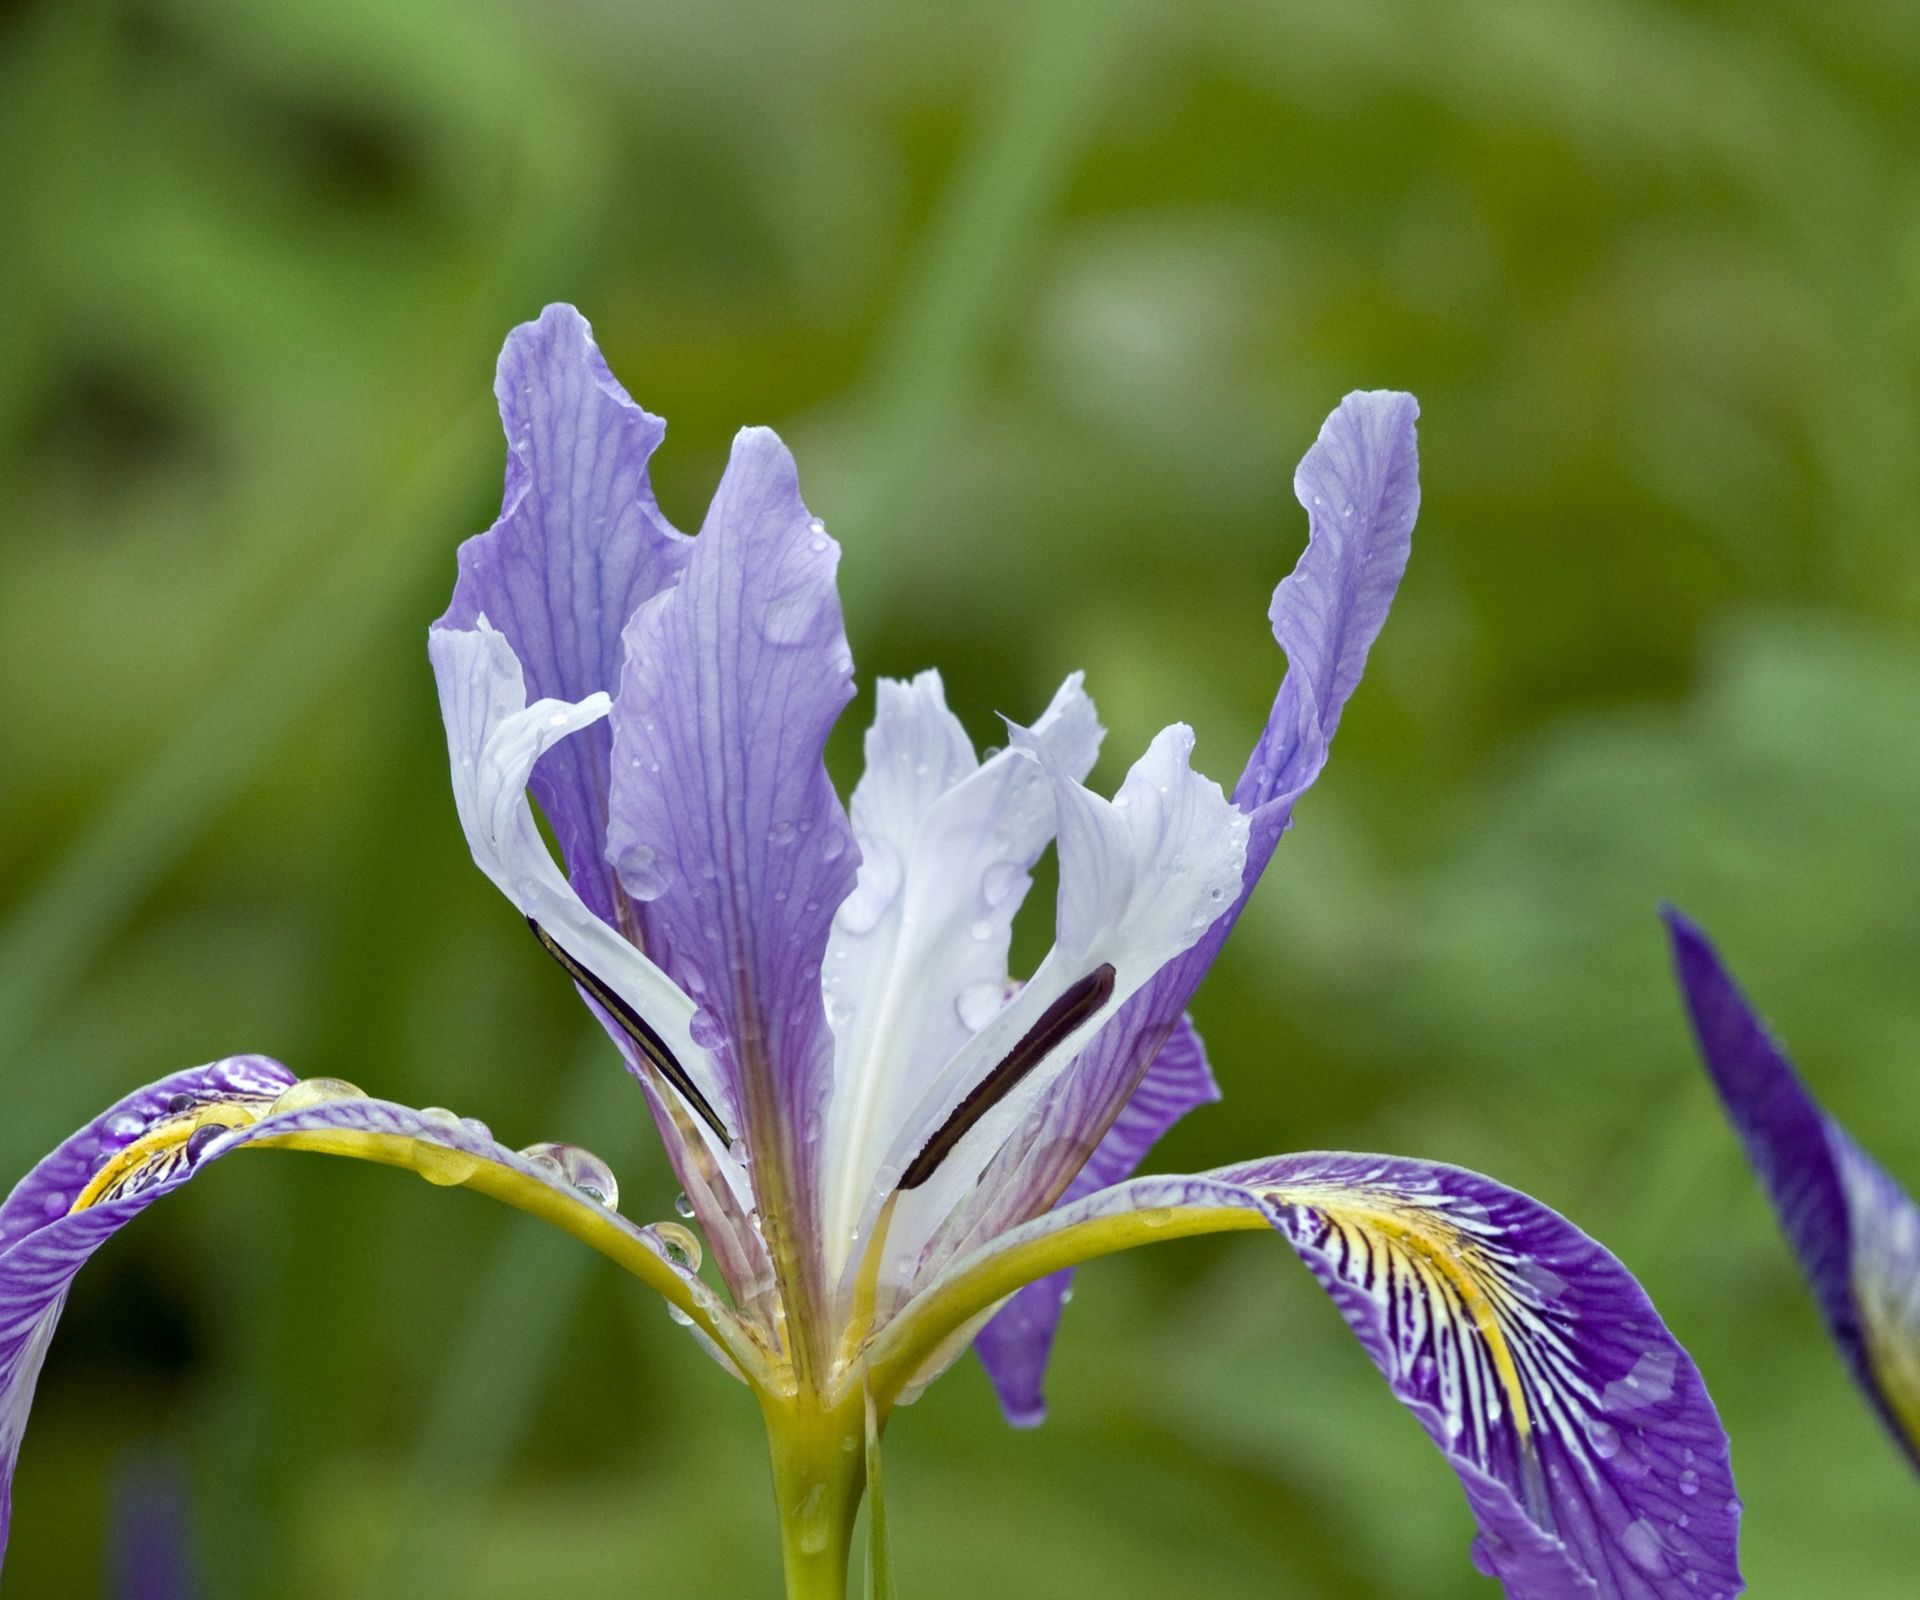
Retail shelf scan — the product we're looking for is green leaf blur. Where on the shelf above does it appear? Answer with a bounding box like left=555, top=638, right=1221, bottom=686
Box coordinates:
left=1, top=0, right=1915, bottom=1593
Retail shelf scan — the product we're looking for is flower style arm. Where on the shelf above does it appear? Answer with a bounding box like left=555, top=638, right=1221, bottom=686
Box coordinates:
left=1664, top=907, right=1920, bottom=1469
left=0, top=1058, right=773, bottom=1564
left=870, top=1153, right=1743, bottom=1600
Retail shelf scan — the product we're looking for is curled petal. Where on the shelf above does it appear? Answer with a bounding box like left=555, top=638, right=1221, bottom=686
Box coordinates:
left=876, top=1152, right=1742, bottom=1599
left=607, top=427, right=860, bottom=1269
left=429, top=619, right=734, bottom=1138
left=0, top=1061, right=757, bottom=1571
left=973, top=1014, right=1217, bottom=1425
left=437, top=303, right=692, bottom=923
left=1665, top=907, right=1920, bottom=1467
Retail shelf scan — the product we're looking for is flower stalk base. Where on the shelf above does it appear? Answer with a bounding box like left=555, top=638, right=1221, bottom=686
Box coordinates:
left=763, top=1389, right=869, bottom=1600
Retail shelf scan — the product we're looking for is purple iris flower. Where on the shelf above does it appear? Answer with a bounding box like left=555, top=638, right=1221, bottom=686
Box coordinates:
left=1665, top=908, right=1920, bottom=1472
left=0, top=306, right=1743, bottom=1599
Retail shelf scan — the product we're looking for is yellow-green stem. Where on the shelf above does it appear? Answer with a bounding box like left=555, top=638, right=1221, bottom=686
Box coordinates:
left=761, top=1388, right=870, bottom=1600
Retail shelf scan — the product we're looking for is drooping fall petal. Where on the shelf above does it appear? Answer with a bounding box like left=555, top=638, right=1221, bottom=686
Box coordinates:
left=1665, top=907, right=1920, bottom=1468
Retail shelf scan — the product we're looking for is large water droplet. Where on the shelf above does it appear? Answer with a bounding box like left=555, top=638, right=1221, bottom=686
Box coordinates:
left=186, top=1124, right=237, bottom=1162
left=268, top=1077, right=367, bottom=1116
left=518, top=1141, right=621, bottom=1211
left=982, top=861, right=1023, bottom=907
left=619, top=843, right=668, bottom=900
left=647, top=1221, right=703, bottom=1271
left=413, top=1142, right=480, bottom=1187
left=762, top=588, right=822, bottom=646
left=689, top=1009, right=727, bottom=1052
left=1620, top=1519, right=1667, bottom=1576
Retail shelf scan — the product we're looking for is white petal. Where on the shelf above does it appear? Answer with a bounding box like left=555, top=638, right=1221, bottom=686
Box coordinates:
left=818, top=672, right=1102, bottom=1275
left=871, top=720, right=1249, bottom=1281
left=430, top=620, right=734, bottom=1126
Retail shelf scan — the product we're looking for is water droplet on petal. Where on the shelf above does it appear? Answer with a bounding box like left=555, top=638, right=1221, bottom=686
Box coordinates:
left=106, top=1113, right=146, bottom=1140
left=1584, top=1418, right=1620, bottom=1460
left=1679, top=1469, right=1699, bottom=1497
left=674, top=1191, right=695, bottom=1219
left=762, top=588, right=823, bottom=645
left=1139, top=1207, right=1174, bottom=1229
left=770, top=820, right=798, bottom=847
left=186, top=1124, right=233, bottom=1163
left=666, top=1303, right=695, bottom=1326
left=982, top=861, right=1023, bottom=907
left=518, top=1141, right=620, bottom=1211
left=968, top=918, right=994, bottom=941
left=647, top=1220, right=703, bottom=1270
left=956, top=981, right=1003, bottom=1032
left=268, top=1077, right=367, bottom=1116
left=1621, top=1519, right=1667, bottom=1576
left=689, top=1010, right=727, bottom=1051
left=41, top=1190, right=68, bottom=1217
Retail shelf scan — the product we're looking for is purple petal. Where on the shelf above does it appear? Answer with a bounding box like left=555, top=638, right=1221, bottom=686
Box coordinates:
left=928, top=1151, right=1743, bottom=1598
left=0, top=1057, right=295, bottom=1564
left=1664, top=907, right=1920, bottom=1468
left=934, top=393, right=1419, bottom=1279
left=436, top=303, right=692, bottom=924
left=0, top=1063, right=690, bottom=1574
left=1236, top=389, right=1422, bottom=816
left=974, top=1014, right=1217, bottom=1425
left=606, top=428, right=859, bottom=1251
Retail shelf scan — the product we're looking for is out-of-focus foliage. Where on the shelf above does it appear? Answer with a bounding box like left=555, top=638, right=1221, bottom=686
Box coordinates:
left=1, top=0, right=1916, bottom=1593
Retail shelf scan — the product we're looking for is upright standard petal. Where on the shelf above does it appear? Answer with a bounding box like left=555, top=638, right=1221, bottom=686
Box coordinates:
left=0, top=1061, right=756, bottom=1569
left=973, top=1014, right=1217, bottom=1425
left=941, top=393, right=1420, bottom=1288
left=437, top=304, right=691, bottom=923
left=606, top=428, right=860, bottom=1289
left=876, top=1153, right=1743, bottom=1600
left=1665, top=907, right=1920, bottom=1467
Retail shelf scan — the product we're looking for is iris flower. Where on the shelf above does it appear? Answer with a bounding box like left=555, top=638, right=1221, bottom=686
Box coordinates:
left=1665, top=908, right=1920, bottom=1472
left=0, top=306, right=1742, bottom=1599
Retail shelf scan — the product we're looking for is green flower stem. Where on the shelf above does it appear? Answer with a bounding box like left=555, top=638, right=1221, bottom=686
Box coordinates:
left=762, top=1387, right=871, bottom=1600
left=865, top=1203, right=1269, bottom=1410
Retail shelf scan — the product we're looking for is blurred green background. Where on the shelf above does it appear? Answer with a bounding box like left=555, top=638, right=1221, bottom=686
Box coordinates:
left=2, top=0, right=1917, bottom=1593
